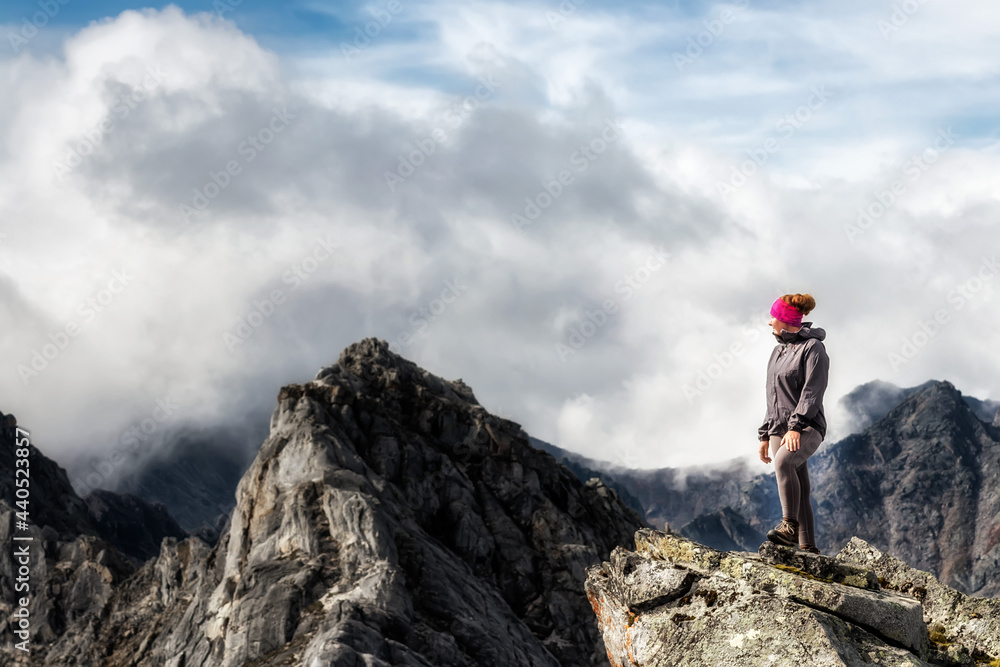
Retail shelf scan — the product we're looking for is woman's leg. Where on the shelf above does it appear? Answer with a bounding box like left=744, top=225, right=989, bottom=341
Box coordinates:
left=794, top=427, right=823, bottom=547
left=770, top=436, right=800, bottom=519
left=769, top=427, right=822, bottom=529
left=796, top=461, right=814, bottom=547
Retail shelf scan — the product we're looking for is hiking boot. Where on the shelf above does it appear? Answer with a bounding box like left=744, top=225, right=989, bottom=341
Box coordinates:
left=799, top=545, right=821, bottom=555
left=766, top=519, right=799, bottom=547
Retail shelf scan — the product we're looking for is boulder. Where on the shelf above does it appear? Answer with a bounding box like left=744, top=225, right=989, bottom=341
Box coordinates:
left=838, top=536, right=1000, bottom=665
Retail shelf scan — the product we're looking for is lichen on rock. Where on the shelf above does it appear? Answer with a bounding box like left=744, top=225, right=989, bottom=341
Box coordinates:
left=587, top=529, right=1000, bottom=666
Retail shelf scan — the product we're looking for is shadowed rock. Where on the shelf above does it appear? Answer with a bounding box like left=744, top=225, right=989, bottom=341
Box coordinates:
left=84, top=489, right=187, bottom=561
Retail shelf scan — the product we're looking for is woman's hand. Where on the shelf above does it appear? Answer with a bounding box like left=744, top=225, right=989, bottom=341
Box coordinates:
left=759, top=440, right=771, bottom=464
left=781, top=430, right=801, bottom=452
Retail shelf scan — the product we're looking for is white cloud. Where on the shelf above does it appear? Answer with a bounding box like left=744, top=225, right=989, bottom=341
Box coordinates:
left=1, top=1, right=999, bottom=479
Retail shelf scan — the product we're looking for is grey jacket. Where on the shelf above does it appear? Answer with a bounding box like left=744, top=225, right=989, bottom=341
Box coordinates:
left=758, top=322, right=830, bottom=441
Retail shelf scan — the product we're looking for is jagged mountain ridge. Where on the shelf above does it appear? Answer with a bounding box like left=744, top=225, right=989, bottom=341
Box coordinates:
left=7, top=344, right=998, bottom=662
left=3, top=338, right=646, bottom=666
left=839, top=378, right=1000, bottom=432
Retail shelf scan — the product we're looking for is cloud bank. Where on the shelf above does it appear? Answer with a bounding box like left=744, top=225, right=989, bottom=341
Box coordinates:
left=1, top=1, right=998, bottom=478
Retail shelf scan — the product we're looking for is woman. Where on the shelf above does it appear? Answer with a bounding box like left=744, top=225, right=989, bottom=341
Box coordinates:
left=758, top=293, right=830, bottom=554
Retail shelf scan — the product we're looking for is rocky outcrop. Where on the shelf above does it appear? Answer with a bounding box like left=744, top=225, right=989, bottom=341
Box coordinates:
left=586, top=528, right=1000, bottom=666
left=839, top=537, right=1000, bottom=665
left=7, top=338, right=646, bottom=666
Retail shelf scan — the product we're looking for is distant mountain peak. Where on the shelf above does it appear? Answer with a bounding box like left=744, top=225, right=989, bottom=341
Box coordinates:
left=314, top=336, right=482, bottom=408
left=873, top=378, right=979, bottom=439
left=838, top=377, right=999, bottom=435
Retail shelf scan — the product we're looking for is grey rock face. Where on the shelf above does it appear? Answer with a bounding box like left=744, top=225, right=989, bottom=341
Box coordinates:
left=4, top=338, right=646, bottom=666
left=587, top=528, right=1000, bottom=666
left=838, top=536, right=1000, bottom=666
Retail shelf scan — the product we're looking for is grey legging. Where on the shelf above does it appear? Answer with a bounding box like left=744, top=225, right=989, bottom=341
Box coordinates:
left=768, top=426, right=823, bottom=547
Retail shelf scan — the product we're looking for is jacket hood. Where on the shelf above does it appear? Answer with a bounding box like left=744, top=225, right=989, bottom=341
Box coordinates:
left=774, top=321, right=826, bottom=344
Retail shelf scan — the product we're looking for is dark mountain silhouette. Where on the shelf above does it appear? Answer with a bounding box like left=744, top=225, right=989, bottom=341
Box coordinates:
left=0, top=410, right=183, bottom=565
left=84, top=489, right=186, bottom=561
left=65, top=421, right=266, bottom=537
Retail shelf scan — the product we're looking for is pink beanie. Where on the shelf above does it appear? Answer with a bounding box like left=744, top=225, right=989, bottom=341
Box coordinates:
left=770, top=297, right=803, bottom=327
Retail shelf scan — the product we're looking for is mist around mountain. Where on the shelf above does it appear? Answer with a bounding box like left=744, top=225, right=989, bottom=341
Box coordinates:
left=63, top=420, right=268, bottom=538
left=838, top=378, right=1000, bottom=433
left=528, top=436, right=648, bottom=519
left=0, top=410, right=184, bottom=566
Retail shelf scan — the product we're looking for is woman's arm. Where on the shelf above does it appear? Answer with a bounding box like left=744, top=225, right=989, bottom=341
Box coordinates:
left=787, top=340, right=830, bottom=432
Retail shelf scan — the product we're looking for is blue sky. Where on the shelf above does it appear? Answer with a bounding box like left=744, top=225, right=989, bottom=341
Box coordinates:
left=1, top=0, right=999, bottom=480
